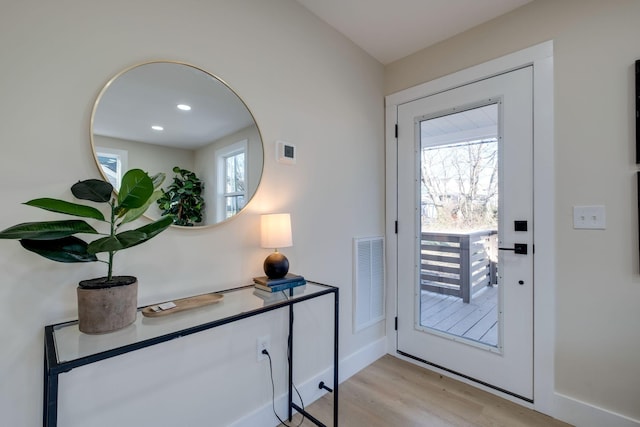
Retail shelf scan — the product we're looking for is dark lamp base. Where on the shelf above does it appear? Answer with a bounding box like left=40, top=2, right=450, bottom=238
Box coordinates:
left=264, top=252, right=289, bottom=279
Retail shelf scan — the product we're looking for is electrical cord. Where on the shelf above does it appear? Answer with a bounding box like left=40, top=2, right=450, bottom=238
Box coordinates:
left=263, top=349, right=305, bottom=427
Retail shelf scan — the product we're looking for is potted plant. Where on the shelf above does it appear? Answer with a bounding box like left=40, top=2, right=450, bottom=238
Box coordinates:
left=0, top=169, right=173, bottom=334
left=157, top=166, right=205, bottom=226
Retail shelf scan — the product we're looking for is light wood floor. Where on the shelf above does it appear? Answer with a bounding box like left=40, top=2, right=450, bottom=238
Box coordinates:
left=283, top=355, right=571, bottom=427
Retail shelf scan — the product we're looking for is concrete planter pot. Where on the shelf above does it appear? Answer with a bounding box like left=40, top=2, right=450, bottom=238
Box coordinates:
left=77, top=276, right=138, bottom=334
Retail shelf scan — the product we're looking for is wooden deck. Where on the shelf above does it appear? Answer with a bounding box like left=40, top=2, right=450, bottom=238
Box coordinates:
left=420, top=284, right=498, bottom=347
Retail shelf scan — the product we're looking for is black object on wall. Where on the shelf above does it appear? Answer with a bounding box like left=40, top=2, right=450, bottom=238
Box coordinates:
left=637, top=172, right=640, bottom=270
left=636, top=60, right=640, bottom=163
left=636, top=61, right=640, bottom=273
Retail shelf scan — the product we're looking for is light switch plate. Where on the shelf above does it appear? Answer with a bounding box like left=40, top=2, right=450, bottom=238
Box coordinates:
left=573, top=205, right=606, bottom=229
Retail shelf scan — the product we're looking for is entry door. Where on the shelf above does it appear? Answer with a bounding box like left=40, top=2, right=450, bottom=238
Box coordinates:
left=396, top=67, right=533, bottom=400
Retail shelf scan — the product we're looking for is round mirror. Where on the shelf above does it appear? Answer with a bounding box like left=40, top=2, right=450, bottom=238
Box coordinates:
left=91, top=61, right=263, bottom=227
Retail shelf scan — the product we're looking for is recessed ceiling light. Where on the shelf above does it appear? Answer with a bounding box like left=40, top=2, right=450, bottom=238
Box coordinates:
left=151, top=125, right=164, bottom=131
left=177, top=104, right=191, bottom=111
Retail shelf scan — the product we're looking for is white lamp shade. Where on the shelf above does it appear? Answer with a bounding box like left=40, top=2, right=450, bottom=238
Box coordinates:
left=261, top=213, right=293, bottom=249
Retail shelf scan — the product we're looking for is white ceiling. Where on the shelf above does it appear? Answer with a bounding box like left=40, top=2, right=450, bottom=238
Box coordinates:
left=295, top=0, right=532, bottom=64
left=421, top=103, right=498, bottom=147
left=93, top=1, right=532, bottom=149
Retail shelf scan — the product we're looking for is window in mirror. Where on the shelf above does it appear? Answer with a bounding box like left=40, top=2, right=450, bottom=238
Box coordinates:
left=96, top=147, right=128, bottom=188
left=217, top=140, right=247, bottom=221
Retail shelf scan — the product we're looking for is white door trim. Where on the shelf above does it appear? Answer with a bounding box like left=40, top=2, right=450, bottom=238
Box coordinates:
left=385, top=40, right=555, bottom=415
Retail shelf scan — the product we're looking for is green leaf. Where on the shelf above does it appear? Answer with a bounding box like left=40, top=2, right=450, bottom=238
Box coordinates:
left=116, top=216, right=173, bottom=250
left=118, top=169, right=153, bottom=209
left=88, top=216, right=173, bottom=254
left=104, top=230, right=147, bottom=250
left=20, top=236, right=98, bottom=263
left=71, top=179, right=113, bottom=202
left=0, top=220, right=99, bottom=240
left=87, top=235, right=125, bottom=253
left=156, top=167, right=204, bottom=226
left=119, top=189, right=163, bottom=225
left=25, top=198, right=105, bottom=221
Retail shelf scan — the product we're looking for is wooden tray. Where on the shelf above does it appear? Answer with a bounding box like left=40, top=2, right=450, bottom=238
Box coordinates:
left=141, top=293, right=224, bottom=318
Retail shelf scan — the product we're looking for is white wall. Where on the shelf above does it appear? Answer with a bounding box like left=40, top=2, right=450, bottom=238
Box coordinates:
left=0, top=1, right=384, bottom=426
left=94, top=135, right=196, bottom=181
left=385, top=0, right=640, bottom=424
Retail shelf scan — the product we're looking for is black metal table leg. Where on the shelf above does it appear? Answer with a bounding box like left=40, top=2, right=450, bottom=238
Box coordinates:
left=43, top=331, right=59, bottom=427
left=334, top=289, right=339, bottom=427
left=288, top=298, right=294, bottom=421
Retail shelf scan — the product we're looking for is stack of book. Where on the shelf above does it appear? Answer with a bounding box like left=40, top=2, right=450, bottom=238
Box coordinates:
left=253, top=273, right=306, bottom=292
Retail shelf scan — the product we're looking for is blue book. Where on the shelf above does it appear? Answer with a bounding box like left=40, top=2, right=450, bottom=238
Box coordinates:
left=254, top=279, right=306, bottom=293
left=253, top=273, right=305, bottom=287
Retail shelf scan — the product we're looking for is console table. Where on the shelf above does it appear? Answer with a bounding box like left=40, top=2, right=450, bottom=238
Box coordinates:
left=43, top=281, right=339, bottom=427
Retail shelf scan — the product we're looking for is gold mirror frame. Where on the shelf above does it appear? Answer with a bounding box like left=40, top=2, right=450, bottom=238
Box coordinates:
left=90, top=61, right=264, bottom=228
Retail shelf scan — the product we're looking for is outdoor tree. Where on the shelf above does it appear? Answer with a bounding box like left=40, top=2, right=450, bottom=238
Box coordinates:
left=421, top=139, right=498, bottom=231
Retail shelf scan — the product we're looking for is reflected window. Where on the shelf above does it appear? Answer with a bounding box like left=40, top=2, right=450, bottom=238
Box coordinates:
left=96, top=147, right=128, bottom=189
left=216, top=140, right=247, bottom=221
left=224, top=151, right=246, bottom=218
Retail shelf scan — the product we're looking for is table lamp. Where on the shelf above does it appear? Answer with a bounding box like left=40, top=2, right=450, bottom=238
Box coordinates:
left=261, top=213, right=293, bottom=279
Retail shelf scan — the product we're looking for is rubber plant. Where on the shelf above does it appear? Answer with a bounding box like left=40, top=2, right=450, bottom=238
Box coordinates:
left=157, top=166, right=205, bottom=226
left=0, top=169, right=173, bottom=333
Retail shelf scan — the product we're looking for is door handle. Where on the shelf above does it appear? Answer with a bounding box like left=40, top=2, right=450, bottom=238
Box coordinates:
left=498, top=243, right=528, bottom=254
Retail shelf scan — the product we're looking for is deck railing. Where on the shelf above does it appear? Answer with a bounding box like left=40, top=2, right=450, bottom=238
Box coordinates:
left=420, top=229, right=497, bottom=303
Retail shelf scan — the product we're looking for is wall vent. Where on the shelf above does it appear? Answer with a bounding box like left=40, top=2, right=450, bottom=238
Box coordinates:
left=353, top=236, right=385, bottom=332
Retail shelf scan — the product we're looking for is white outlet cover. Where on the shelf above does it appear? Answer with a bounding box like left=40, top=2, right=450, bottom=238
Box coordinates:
left=573, top=205, right=606, bottom=229
left=256, top=335, right=270, bottom=362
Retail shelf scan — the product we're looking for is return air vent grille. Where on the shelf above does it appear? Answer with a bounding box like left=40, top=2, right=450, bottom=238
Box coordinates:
left=353, top=236, right=385, bottom=332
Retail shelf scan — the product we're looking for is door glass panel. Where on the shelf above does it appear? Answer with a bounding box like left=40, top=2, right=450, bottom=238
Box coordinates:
left=419, top=103, right=500, bottom=348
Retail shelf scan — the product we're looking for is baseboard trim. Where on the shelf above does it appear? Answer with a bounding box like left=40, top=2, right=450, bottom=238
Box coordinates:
left=229, top=336, right=387, bottom=427
left=337, top=336, right=388, bottom=383
left=553, top=392, right=640, bottom=427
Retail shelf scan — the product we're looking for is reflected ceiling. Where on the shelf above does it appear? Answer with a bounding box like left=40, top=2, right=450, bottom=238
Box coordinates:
left=93, top=64, right=254, bottom=150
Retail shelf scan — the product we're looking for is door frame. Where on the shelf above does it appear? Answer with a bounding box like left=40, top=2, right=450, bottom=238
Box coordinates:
left=385, top=41, right=554, bottom=414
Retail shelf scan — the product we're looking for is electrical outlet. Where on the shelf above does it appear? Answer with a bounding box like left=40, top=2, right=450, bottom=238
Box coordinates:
left=257, top=335, right=270, bottom=362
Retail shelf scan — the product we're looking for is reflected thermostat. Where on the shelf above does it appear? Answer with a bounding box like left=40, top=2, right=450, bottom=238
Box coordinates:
left=276, top=140, right=296, bottom=165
